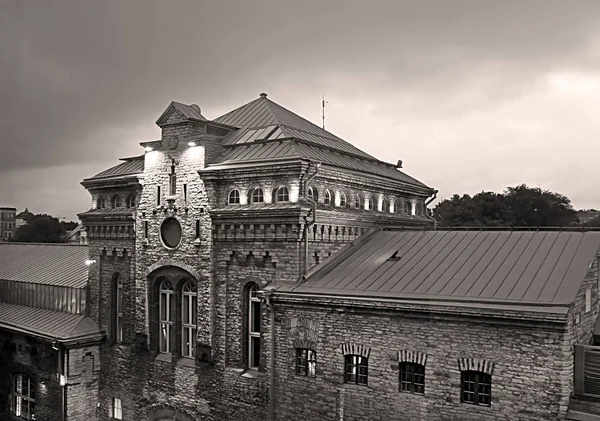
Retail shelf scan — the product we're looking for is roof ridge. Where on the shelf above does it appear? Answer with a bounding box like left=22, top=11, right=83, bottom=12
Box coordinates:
left=0, top=242, right=88, bottom=247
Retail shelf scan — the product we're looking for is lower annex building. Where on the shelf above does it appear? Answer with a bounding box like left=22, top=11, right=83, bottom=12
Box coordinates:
left=1, top=93, right=600, bottom=421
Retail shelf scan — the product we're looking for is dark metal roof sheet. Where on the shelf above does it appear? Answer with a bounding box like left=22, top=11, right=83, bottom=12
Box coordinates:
left=171, top=101, right=206, bottom=121
left=212, top=202, right=303, bottom=212
left=87, top=156, right=144, bottom=180
left=213, top=96, right=375, bottom=159
left=78, top=208, right=135, bottom=218
left=289, top=230, right=600, bottom=311
left=209, top=140, right=428, bottom=187
left=0, top=243, right=89, bottom=288
left=0, top=303, right=101, bottom=341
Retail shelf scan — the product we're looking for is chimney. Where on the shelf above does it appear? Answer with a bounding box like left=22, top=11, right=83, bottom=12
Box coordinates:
left=396, top=160, right=403, bottom=169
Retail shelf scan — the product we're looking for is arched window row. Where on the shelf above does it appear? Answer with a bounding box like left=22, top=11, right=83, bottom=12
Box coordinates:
left=96, top=193, right=137, bottom=210
left=226, top=186, right=291, bottom=205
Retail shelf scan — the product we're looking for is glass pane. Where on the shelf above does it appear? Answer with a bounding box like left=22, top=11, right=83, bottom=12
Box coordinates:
left=192, top=296, right=197, bottom=322
left=182, top=295, right=189, bottom=324
left=160, top=324, right=169, bottom=353
left=251, top=337, right=260, bottom=367
left=159, top=293, right=167, bottom=321
left=117, top=317, right=123, bottom=342
left=30, top=401, right=36, bottom=419
left=116, top=286, right=122, bottom=313
left=251, top=302, right=261, bottom=333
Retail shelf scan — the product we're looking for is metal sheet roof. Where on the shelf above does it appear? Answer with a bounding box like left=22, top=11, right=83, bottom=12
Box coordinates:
left=0, top=243, right=89, bottom=288
left=214, top=96, right=375, bottom=159
left=0, top=303, right=101, bottom=341
left=289, top=230, right=600, bottom=311
left=209, top=140, right=428, bottom=187
left=88, top=156, right=144, bottom=180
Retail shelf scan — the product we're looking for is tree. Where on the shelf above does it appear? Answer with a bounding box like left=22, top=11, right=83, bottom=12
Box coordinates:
left=585, top=215, right=600, bottom=227
left=433, top=184, right=578, bottom=227
left=13, top=214, right=67, bottom=243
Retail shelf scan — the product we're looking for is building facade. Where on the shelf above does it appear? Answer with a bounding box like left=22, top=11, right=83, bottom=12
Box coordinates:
left=0, top=207, right=16, bottom=241
left=2, top=94, right=600, bottom=421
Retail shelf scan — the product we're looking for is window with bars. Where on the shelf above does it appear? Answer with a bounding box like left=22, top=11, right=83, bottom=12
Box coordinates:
left=250, top=188, right=264, bottom=204
left=159, top=280, right=174, bottom=353
left=275, top=186, right=289, bottom=203
left=228, top=189, right=240, bottom=205
left=181, top=281, right=197, bottom=358
left=344, top=355, right=368, bottom=385
left=11, top=374, right=35, bottom=420
left=296, top=349, right=316, bottom=377
left=399, top=362, right=425, bottom=394
left=461, top=371, right=491, bottom=406
left=246, top=284, right=261, bottom=369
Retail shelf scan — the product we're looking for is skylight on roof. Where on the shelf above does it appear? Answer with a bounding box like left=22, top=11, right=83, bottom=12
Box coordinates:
left=236, top=125, right=282, bottom=144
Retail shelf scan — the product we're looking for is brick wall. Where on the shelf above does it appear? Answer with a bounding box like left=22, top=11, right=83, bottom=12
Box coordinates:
left=269, top=299, right=574, bottom=421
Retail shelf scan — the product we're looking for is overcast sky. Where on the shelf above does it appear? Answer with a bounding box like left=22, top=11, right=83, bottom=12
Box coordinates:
left=1, top=0, right=600, bottom=220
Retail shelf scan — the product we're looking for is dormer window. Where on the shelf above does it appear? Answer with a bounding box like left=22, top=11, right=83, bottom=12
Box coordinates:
left=367, top=196, right=375, bottom=211
left=97, top=196, right=106, bottom=209
left=307, top=186, right=318, bottom=202
left=228, top=189, right=241, bottom=205
left=126, top=194, right=136, bottom=208
left=324, top=190, right=332, bottom=206
left=355, top=194, right=363, bottom=210
left=382, top=198, right=390, bottom=213
left=111, top=195, right=121, bottom=209
left=249, top=188, right=264, bottom=204
left=275, top=186, right=289, bottom=203
left=406, top=200, right=412, bottom=215
left=340, top=192, right=347, bottom=208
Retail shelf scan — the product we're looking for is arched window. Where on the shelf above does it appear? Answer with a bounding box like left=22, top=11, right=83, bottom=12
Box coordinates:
left=249, top=188, right=264, bottom=204
left=97, top=196, right=106, bottom=209
left=228, top=189, right=241, bottom=205
left=126, top=194, right=136, bottom=208
left=181, top=281, right=197, bottom=358
left=415, top=201, right=422, bottom=216
left=159, top=280, right=174, bottom=354
left=275, top=186, right=289, bottom=203
left=11, top=374, right=35, bottom=420
left=324, top=190, right=332, bottom=206
left=245, top=283, right=261, bottom=369
left=113, top=274, right=123, bottom=344
left=340, top=192, right=347, bottom=208
left=406, top=200, right=412, bottom=215
left=307, top=186, right=318, bottom=202
left=111, top=194, right=121, bottom=208
left=355, top=194, right=363, bottom=210
left=382, top=199, right=390, bottom=213
left=367, top=196, right=375, bottom=211
left=394, top=199, right=400, bottom=214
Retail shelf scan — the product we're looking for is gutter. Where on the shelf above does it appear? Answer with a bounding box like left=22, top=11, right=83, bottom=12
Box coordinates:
left=302, top=162, right=321, bottom=277
left=424, top=189, right=439, bottom=230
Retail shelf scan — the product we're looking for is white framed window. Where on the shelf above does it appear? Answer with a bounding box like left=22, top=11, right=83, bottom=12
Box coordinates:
left=250, top=188, right=264, bottom=204
left=159, top=280, right=174, bottom=353
left=275, top=186, right=289, bottom=203
left=586, top=288, right=592, bottom=313
left=112, top=397, right=122, bottom=420
left=115, top=275, right=123, bottom=343
left=248, top=284, right=261, bottom=369
left=11, top=374, right=35, bottom=420
left=228, top=189, right=240, bottom=205
left=324, top=189, right=332, bottom=206
left=182, top=281, right=198, bottom=358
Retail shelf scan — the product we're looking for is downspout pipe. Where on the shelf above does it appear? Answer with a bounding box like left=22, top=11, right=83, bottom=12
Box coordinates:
left=302, top=162, right=321, bottom=277
left=424, top=189, right=439, bottom=230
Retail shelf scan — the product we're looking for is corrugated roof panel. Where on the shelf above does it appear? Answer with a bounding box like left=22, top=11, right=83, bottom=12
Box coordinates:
left=89, top=157, right=144, bottom=179
left=0, top=243, right=88, bottom=288
left=292, top=231, right=600, bottom=311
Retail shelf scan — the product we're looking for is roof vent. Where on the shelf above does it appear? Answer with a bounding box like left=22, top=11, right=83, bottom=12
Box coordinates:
left=396, top=160, right=403, bottom=169
left=190, top=104, right=201, bottom=114
left=260, top=92, right=268, bottom=98
left=387, top=250, right=401, bottom=262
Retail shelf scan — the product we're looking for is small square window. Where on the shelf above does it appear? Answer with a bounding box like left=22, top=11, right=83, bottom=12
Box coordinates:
left=461, top=371, right=491, bottom=406
left=296, top=349, right=316, bottom=377
left=399, top=362, right=425, bottom=394
left=112, top=397, right=122, bottom=420
left=344, top=355, right=368, bottom=385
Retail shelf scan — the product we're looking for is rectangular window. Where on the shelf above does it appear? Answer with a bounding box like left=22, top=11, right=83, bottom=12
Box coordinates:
left=296, top=349, right=316, bottom=377
left=112, top=397, right=122, bottom=420
left=181, top=282, right=197, bottom=358
left=144, top=221, right=149, bottom=238
left=344, top=355, right=368, bottom=385
left=248, top=285, right=261, bottom=369
left=183, top=184, right=188, bottom=202
left=159, top=287, right=174, bottom=353
left=116, top=280, right=123, bottom=343
left=157, top=186, right=161, bottom=206
left=586, top=288, right=592, bottom=313
left=461, top=371, right=491, bottom=406
left=399, top=362, right=425, bottom=394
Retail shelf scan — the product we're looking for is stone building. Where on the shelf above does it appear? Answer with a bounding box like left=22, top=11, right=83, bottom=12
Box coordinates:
left=0, top=207, right=16, bottom=241
left=2, top=94, right=600, bottom=421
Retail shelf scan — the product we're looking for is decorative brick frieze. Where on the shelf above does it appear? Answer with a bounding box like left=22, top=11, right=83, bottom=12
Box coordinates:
left=292, top=339, right=316, bottom=351
left=457, top=357, right=495, bottom=375
left=398, top=350, right=428, bottom=366
left=341, top=343, right=371, bottom=358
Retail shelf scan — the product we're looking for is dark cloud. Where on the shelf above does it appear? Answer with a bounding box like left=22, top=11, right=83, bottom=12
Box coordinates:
left=1, top=0, right=600, bottom=218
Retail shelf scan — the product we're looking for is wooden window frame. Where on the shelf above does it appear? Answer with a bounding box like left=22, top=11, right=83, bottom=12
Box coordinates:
left=181, top=281, right=197, bottom=358
left=250, top=188, right=264, bottom=204
left=246, top=284, right=261, bottom=369
left=461, top=370, right=492, bottom=406
left=11, top=374, right=35, bottom=420
left=296, top=349, right=316, bottom=377
left=275, top=186, right=289, bottom=203
left=344, top=354, right=368, bottom=386
left=228, top=189, right=240, bottom=205
left=399, top=362, right=425, bottom=394
left=158, top=280, right=174, bottom=354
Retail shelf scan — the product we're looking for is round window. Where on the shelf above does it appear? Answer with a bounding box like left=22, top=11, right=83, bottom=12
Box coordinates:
left=160, top=218, right=182, bottom=248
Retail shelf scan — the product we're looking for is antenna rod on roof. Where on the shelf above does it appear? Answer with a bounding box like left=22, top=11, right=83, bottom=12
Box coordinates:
left=322, top=95, right=328, bottom=130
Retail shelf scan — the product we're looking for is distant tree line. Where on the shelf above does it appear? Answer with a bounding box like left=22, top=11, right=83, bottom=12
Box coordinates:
left=11, top=214, right=77, bottom=243
left=433, top=184, right=596, bottom=228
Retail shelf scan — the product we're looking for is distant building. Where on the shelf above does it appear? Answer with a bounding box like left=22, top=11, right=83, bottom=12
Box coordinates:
left=64, top=222, right=88, bottom=245
left=0, top=207, right=16, bottom=241
left=15, top=207, right=34, bottom=229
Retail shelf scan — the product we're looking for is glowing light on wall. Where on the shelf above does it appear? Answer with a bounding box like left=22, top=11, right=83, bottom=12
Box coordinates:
left=334, top=191, right=341, bottom=207
left=289, top=185, right=300, bottom=203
